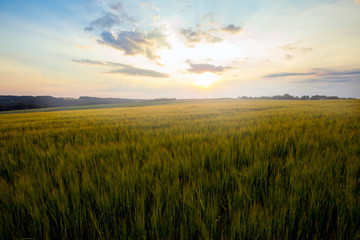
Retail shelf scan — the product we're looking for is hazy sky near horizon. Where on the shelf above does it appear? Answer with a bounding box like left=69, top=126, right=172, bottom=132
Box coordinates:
left=0, top=0, right=359, bottom=98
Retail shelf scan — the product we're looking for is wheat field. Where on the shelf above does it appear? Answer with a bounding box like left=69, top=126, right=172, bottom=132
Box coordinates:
left=0, top=100, right=359, bottom=239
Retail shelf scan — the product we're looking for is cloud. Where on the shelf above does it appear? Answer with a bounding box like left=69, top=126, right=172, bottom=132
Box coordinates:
left=179, top=15, right=242, bottom=47
left=278, top=43, right=313, bottom=53
left=285, top=54, right=293, bottom=60
left=264, top=68, right=360, bottom=78
left=84, top=27, right=94, bottom=32
left=97, top=28, right=171, bottom=60
left=264, top=72, right=316, bottom=78
left=221, top=24, right=242, bottom=34
left=140, top=2, right=160, bottom=12
left=84, top=4, right=137, bottom=32
left=84, top=2, right=167, bottom=62
left=76, top=44, right=91, bottom=49
left=186, top=60, right=226, bottom=74
left=179, top=28, right=223, bottom=47
left=355, top=0, right=360, bottom=4
left=109, top=68, right=169, bottom=78
left=89, top=12, right=120, bottom=29
left=72, top=59, right=104, bottom=65
left=300, top=47, right=312, bottom=53
left=108, top=3, right=137, bottom=25
left=200, top=13, right=219, bottom=26
left=181, top=4, right=191, bottom=13
left=294, top=77, right=353, bottom=83
left=110, top=2, right=123, bottom=11
left=72, top=59, right=169, bottom=78
left=316, top=69, right=360, bottom=76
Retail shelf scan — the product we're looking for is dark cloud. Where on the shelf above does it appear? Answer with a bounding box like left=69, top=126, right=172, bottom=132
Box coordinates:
left=97, top=28, right=170, bottom=60
left=221, top=24, right=242, bottom=34
left=72, top=59, right=169, bottom=78
left=186, top=60, right=226, bottom=74
left=179, top=28, right=223, bottom=47
left=264, top=72, right=316, bottom=78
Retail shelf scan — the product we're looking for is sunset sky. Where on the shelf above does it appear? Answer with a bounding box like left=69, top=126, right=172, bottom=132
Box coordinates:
left=0, top=0, right=359, bottom=98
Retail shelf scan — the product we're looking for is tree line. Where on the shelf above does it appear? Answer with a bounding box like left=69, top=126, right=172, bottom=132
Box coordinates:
left=238, top=94, right=352, bottom=100
left=0, top=96, right=136, bottom=111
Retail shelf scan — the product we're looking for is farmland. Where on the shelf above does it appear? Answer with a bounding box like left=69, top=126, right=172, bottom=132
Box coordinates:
left=0, top=99, right=359, bottom=239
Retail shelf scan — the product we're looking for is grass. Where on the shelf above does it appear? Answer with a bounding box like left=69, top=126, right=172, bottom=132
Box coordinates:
left=0, top=99, right=359, bottom=239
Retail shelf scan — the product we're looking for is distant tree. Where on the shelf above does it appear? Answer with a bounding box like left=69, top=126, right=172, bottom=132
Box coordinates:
left=301, top=95, right=310, bottom=100
left=311, top=95, right=327, bottom=100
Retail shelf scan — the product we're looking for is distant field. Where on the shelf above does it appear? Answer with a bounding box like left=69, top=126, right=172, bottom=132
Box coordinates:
left=0, top=100, right=359, bottom=239
left=0, top=100, right=177, bottom=114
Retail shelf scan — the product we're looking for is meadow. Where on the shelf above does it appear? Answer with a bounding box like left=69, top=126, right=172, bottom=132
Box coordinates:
left=0, top=99, right=359, bottom=239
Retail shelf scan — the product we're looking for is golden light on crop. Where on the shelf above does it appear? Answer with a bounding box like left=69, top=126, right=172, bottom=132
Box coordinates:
left=193, top=73, right=218, bottom=88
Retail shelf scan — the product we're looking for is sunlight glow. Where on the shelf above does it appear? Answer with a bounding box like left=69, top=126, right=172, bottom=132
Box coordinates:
left=193, top=73, right=218, bottom=87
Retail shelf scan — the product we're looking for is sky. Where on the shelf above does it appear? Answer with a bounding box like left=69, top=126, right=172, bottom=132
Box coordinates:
left=0, top=0, right=359, bottom=99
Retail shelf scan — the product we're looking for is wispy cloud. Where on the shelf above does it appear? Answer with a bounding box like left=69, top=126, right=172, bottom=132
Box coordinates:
left=314, top=68, right=360, bottom=76
left=140, top=2, right=160, bottom=12
left=278, top=44, right=312, bottom=53
left=84, top=3, right=137, bottom=32
left=88, top=12, right=120, bottom=29
left=294, top=77, right=353, bottom=83
left=284, top=54, right=293, bottom=60
left=109, top=2, right=123, bottom=11
left=181, top=4, right=191, bottom=13
left=179, top=13, right=242, bottom=46
left=72, top=59, right=169, bottom=78
left=221, top=24, right=242, bottom=34
left=199, top=13, right=219, bottom=27
left=186, top=60, right=227, bottom=74
left=179, top=28, right=223, bottom=47
left=109, top=68, right=169, bottom=78
left=107, top=3, right=137, bottom=25
left=264, top=72, right=316, bottom=78
left=97, top=28, right=170, bottom=61
left=265, top=68, right=360, bottom=80
left=72, top=59, right=104, bottom=65
left=84, top=27, right=94, bottom=32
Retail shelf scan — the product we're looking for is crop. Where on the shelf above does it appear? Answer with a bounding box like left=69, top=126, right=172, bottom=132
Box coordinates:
left=0, top=100, right=359, bottom=239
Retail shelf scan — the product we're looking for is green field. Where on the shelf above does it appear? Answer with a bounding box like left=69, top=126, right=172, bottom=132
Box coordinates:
left=0, top=100, right=359, bottom=239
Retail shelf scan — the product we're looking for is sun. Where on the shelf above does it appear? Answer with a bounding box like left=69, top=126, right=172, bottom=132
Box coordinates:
left=193, top=73, right=218, bottom=88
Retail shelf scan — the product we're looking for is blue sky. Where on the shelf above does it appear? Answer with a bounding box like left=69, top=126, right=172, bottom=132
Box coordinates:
left=0, top=0, right=359, bottom=98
